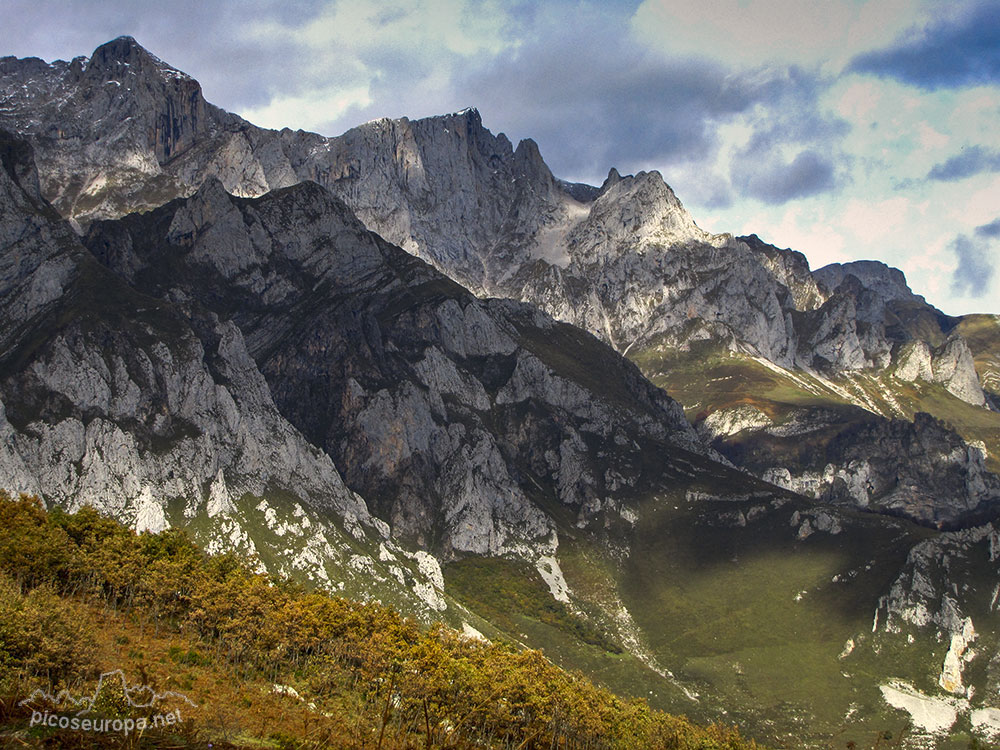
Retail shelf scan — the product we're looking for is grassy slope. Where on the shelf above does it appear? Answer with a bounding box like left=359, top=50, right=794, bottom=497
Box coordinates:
left=620, top=493, right=917, bottom=747
left=0, top=494, right=761, bottom=750
left=438, top=463, right=961, bottom=747
left=631, top=342, right=1000, bottom=472
left=549, top=486, right=999, bottom=749
left=629, top=343, right=849, bottom=423
left=599, top=340, right=1000, bottom=747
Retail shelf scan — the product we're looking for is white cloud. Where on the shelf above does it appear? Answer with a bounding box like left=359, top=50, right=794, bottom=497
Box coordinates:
left=236, top=0, right=519, bottom=132
left=249, top=0, right=512, bottom=58
left=822, top=75, right=985, bottom=186
left=765, top=206, right=849, bottom=269
left=240, top=85, right=374, bottom=132
left=917, top=123, right=950, bottom=149
left=703, top=203, right=850, bottom=270
left=947, top=174, right=1000, bottom=225
left=842, top=197, right=913, bottom=245
left=834, top=80, right=882, bottom=121
left=946, top=87, right=1000, bottom=144
left=630, top=0, right=925, bottom=69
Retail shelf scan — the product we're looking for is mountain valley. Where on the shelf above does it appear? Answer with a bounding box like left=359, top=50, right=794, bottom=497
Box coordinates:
left=2, top=37, right=1000, bottom=748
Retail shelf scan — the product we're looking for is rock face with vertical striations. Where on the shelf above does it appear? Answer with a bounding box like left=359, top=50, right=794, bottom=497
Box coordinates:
left=0, top=128, right=461, bottom=609
left=82, top=174, right=716, bottom=557
left=6, top=39, right=1000, bottom=748
left=0, top=37, right=990, bottom=396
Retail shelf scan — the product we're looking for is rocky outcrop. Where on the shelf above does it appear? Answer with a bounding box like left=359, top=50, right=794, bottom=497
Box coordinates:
left=82, top=174, right=713, bottom=557
left=0, top=131, right=453, bottom=613
left=796, top=273, right=893, bottom=370
left=892, top=337, right=988, bottom=407
left=753, top=412, right=999, bottom=526
left=814, top=260, right=922, bottom=306
left=932, top=336, right=988, bottom=407
left=697, top=405, right=773, bottom=441
left=895, top=341, right=935, bottom=382
left=878, top=523, right=999, bottom=666
left=2, top=38, right=990, bottom=399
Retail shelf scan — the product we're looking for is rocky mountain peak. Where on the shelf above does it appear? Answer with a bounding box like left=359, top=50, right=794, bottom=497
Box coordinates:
left=73, top=36, right=209, bottom=164
left=181, top=173, right=231, bottom=207
left=83, top=35, right=191, bottom=86
left=814, top=259, right=921, bottom=305
left=513, top=137, right=555, bottom=186
left=88, top=36, right=150, bottom=66
left=599, top=167, right=623, bottom=195
left=450, top=106, right=481, bottom=125
left=585, top=169, right=704, bottom=249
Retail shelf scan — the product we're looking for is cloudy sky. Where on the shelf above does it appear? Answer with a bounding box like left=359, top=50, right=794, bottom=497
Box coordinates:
left=4, top=0, right=999, bottom=314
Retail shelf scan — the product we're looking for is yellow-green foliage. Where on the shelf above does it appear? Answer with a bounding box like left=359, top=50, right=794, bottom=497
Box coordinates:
left=0, top=492, right=760, bottom=749
left=445, top=557, right=622, bottom=653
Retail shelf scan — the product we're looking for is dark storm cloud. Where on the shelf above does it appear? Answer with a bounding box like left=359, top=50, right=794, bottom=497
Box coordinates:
left=444, top=12, right=846, bottom=204
left=848, top=0, right=1000, bottom=90
left=727, top=94, right=849, bottom=204
left=927, top=146, right=1000, bottom=181
left=689, top=173, right=735, bottom=210
left=975, top=218, right=1000, bottom=238
left=731, top=150, right=837, bottom=204
left=457, top=50, right=754, bottom=175
left=951, top=233, right=997, bottom=297
left=3, top=0, right=848, bottom=206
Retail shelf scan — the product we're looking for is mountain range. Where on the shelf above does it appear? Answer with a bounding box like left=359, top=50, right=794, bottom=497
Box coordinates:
left=2, top=36, right=1000, bottom=747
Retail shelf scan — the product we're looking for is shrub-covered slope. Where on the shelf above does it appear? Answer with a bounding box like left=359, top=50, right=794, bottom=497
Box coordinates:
left=0, top=492, right=758, bottom=750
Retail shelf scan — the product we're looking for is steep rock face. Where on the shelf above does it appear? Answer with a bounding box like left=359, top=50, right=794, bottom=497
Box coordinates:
left=747, top=412, right=999, bottom=526
left=0, top=131, right=457, bottom=611
left=308, top=109, right=525, bottom=291
left=0, top=133, right=356, bottom=521
left=84, top=176, right=707, bottom=557
left=81, top=36, right=209, bottom=164
left=932, top=336, right=988, bottom=407
left=955, top=315, right=1000, bottom=405
left=814, top=260, right=922, bottom=306
left=895, top=340, right=935, bottom=382
left=891, top=337, right=988, bottom=407
left=0, top=37, right=237, bottom=220
left=795, top=274, right=892, bottom=370
left=3, top=39, right=988, bottom=391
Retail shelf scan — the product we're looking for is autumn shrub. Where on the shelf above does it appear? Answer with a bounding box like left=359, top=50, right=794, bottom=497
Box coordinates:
left=0, top=571, right=97, bottom=692
left=0, top=491, right=762, bottom=749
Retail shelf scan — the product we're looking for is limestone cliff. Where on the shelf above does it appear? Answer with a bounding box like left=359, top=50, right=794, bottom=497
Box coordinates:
left=0, top=129, right=448, bottom=611
left=0, top=39, right=990, bottom=396
left=83, top=175, right=711, bottom=557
